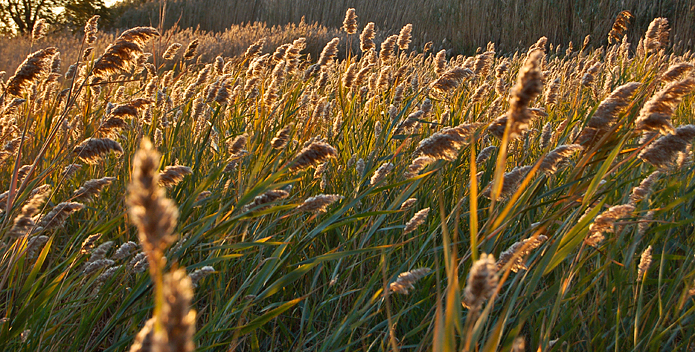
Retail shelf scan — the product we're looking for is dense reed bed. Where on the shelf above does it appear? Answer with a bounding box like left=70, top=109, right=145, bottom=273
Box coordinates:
left=1, top=10, right=695, bottom=351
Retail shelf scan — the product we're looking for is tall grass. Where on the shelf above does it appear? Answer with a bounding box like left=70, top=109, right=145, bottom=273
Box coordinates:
left=1, top=10, right=695, bottom=352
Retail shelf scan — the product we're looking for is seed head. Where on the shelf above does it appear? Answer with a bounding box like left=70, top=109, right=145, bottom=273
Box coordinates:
left=403, top=208, right=430, bottom=235
left=389, top=268, right=431, bottom=294
left=464, top=253, right=498, bottom=311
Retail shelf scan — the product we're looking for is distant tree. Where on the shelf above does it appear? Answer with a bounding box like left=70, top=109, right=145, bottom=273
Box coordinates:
left=0, top=0, right=110, bottom=36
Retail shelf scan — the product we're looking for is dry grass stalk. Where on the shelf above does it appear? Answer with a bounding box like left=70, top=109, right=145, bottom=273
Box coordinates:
left=297, top=194, right=344, bottom=212
left=635, top=78, right=695, bottom=135
left=389, top=268, right=431, bottom=294
left=496, top=235, right=548, bottom=272
left=403, top=207, right=430, bottom=235
left=464, top=253, right=498, bottom=311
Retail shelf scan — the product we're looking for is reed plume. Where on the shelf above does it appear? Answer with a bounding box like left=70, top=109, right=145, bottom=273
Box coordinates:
left=629, top=171, right=660, bottom=205
left=608, top=11, right=634, bottom=44
left=414, top=123, right=480, bottom=161
left=182, top=39, right=199, bottom=60
left=297, top=194, right=344, bottom=212
left=88, top=241, right=113, bottom=262
left=244, top=189, right=289, bottom=211
left=586, top=204, right=634, bottom=247
left=464, top=253, right=498, bottom=311
left=317, top=38, right=340, bottom=68
left=25, top=235, right=49, bottom=258
left=434, top=49, right=447, bottom=76
left=389, top=268, right=431, bottom=294
left=162, top=43, right=182, bottom=60
left=81, top=233, right=102, bottom=254
left=244, top=37, right=266, bottom=59
left=487, top=50, right=543, bottom=139
left=189, top=266, right=215, bottom=287
left=496, top=235, right=548, bottom=272
left=158, top=166, right=192, bottom=188
left=539, top=144, right=583, bottom=175
left=289, top=141, right=338, bottom=172
left=482, top=165, right=533, bottom=200
left=113, top=241, right=138, bottom=260
left=92, top=27, right=159, bottom=78
left=35, top=202, right=84, bottom=232
left=72, top=177, right=116, bottom=202
left=342, top=8, right=357, bottom=35
left=431, top=67, right=474, bottom=92
left=152, top=269, right=196, bottom=352
left=370, top=162, right=394, bottom=186
left=397, top=24, right=413, bottom=50
left=127, top=138, right=179, bottom=271
left=8, top=186, right=50, bottom=238
left=227, top=134, right=247, bottom=155
left=31, top=19, right=47, bottom=41
left=400, top=198, right=417, bottom=210
left=379, top=35, right=398, bottom=64
left=403, top=207, right=430, bottom=235
left=73, top=138, right=124, bottom=164
left=635, top=78, right=695, bottom=135
left=644, top=18, right=669, bottom=54
left=5, top=47, right=58, bottom=96
left=661, top=63, right=693, bottom=83
left=639, top=125, right=695, bottom=168
left=271, top=126, right=291, bottom=149
left=360, top=22, right=376, bottom=52
left=637, top=245, right=652, bottom=281
left=404, top=156, right=434, bottom=178
left=578, top=82, right=641, bottom=145
left=476, top=145, right=497, bottom=164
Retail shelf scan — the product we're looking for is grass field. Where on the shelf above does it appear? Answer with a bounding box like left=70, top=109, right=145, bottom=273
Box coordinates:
left=1, top=9, right=695, bottom=352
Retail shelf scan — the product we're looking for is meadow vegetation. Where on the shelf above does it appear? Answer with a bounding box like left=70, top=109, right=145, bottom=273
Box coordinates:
left=1, top=8, right=695, bottom=352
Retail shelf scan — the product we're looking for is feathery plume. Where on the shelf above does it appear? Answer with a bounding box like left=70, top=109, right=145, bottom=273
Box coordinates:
left=158, top=166, right=192, bottom=188
left=84, top=15, right=100, bottom=45
left=639, top=125, right=695, bottom=168
left=32, top=19, right=47, bottom=41
left=414, top=123, right=480, bottom=161
left=403, top=208, right=430, bottom=235
left=464, top=253, right=498, bottom=311
left=289, top=141, right=338, bottom=172
left=81, top=233, right=102, bottom=254
left=540, top=122, right=553, bottom=149
left=342, top=8, right=357, bottom=34
left=271, top=126, right=291, bottom=149
left=244, top=189, right=289, bottom=211
left=389, top=268, right=431, bottom=294
left=297, top=194, right=343, bottom=213
left=400, top=198, right=417, bottom=210
left=608, top=11, right=634, bottom=44
left=162, top=43, right=182, bottom=60
left=88, top=241, right=113, bottom=262
left=127, top=139, right=179, bottom=270
left=83, top=258, right=115, bottom=275
left=578, top=82, right=641, bottom=145
left=92, top=27, right=159, bottom=78
left=404, top=156, right=434, bottom=178
left=379, top=35, right=398, bottom=64
left=113, top=241, right=138, bottom=260
left=661, top=63, right=693, bottom=84
left=431, top=67, right=474, bottom=92
left=183, top=39, right=199, bottom=60
left=7, top=187, right=50, bottom=238
left=635, top=78, right=695, bottom=135
left=644, top=18, right=669, bottom=54
left=476, top=146, right=497, bottom=165
left=482, top=165, right=533, bottom=200
left=73, top=177, right=116, bottom=202
left=245, top=37, right=266, bottom=59
left=35, top=202, right=84, bottom=232
left=360, top=22, right=376, bottom=52
left=487, top=51, right=543, bottom=139
left=189, top=266, right=215, bottom=287
left=496, top=235, right=548, bottom=272
left=317, top=38, right=339, bottom=67
left=72, top=138, right=124, bottom=164
left=434, top=49, right=447, bottom=76
left=545, top=78, right=560, bottom=106
left=539, top=144, right=583, bottom=175
left=129, top=318, right=155, bottom=352
left=637, top=245, right=652, bottom=281
left=629, top=171, right=660, bottom=204
left=586, top=204, right=634, bottom=247
left=227, top=133, right=247, bottom=155
left=5, top=47, right=57, bottom=96
left=397, top=24, right=413, bottom=50
left=370, top=162, right=394, bottom=186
